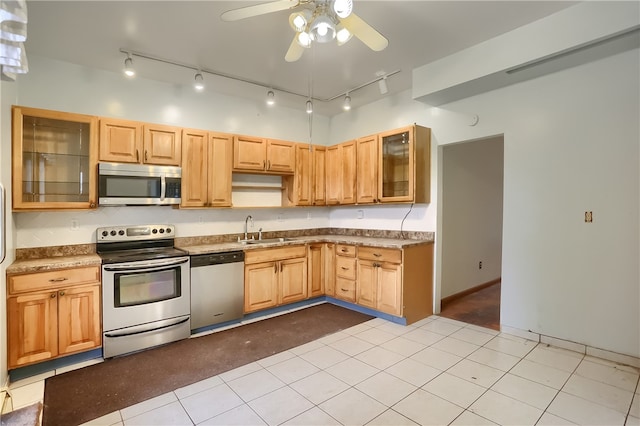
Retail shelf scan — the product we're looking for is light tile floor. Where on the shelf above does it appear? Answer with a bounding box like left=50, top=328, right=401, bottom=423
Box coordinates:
left=6, top=314, right=640, bottom=426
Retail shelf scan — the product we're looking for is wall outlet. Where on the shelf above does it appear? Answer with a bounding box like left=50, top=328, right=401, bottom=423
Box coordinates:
left=277, top=214, right=283, bottom=222
left=357, top=210, right=364, bottom=219
left=71, top=219, right=79, bottom=230
left=585, top=211, right=593, bottom=223
left=479, top=261, right=483, bottom=269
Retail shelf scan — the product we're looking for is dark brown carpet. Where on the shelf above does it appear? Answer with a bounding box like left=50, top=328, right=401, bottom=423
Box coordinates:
left=440, top=282, right=501, bottom=330
left=43, top=303, right=373, bottom=426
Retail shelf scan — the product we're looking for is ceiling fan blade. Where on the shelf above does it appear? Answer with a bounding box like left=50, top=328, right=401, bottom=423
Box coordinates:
left=221, top=0, right=300, bottom=22
left=285, top=36, right=305, bottom=62
left=340, top=12, right=388, bottom=51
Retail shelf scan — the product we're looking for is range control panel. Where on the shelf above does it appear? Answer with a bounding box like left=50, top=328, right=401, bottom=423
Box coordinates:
left=96, top=224, right=175, bottom=242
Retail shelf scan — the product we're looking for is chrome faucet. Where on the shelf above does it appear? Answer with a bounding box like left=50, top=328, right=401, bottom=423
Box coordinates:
left=244, top=215, right=253, bottom=241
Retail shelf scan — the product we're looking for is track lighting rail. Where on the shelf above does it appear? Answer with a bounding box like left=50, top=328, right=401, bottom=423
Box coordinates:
left=119, top=48, right=400, bottom=105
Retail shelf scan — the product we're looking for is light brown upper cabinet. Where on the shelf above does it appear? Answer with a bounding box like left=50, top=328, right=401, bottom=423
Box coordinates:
left=99, top=118, right=182, bottom=166
left=180, top=130, right=233, bottom=208
left=233, top=135, right=295, bottom=174
left=285, top=143, right=326, bottom=207
left=378, top=124, right=431, bottom=203
left=12, top=106, right=98, bottom=211
left=326, top=140, right=356, bottom=206
left=356, top=134, right=378, bottom=204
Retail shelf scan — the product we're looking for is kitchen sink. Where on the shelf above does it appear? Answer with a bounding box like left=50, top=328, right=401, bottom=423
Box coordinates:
left=241, top=237, right=292, bottom=245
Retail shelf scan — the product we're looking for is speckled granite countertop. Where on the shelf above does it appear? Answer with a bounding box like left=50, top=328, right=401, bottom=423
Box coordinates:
left=6, top=254, right=102, bottom=275
left=179, top=235, right=432, bottom=256
left=7, top=229, right=434, bottom=273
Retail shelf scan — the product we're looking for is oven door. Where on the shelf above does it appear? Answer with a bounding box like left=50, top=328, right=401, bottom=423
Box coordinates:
left=102, top=256, right=190, bottom=332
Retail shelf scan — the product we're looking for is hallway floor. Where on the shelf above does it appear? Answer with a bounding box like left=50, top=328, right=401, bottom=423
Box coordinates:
left=440, top=282, right=501, bottom=330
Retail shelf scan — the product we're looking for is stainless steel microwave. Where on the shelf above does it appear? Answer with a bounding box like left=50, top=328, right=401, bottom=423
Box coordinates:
left=98, top=162, right=181, bottom=206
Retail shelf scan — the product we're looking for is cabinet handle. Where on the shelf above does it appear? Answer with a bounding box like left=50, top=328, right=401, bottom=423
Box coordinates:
left=145, top=150, right=148, bottom=162
left=59, top=291, right=65, bottom=296
left=50, top=293, right=56, bottom=298
left=341, top=266, right=349, bottom=270
left=267, top=160, right=271, bottom=170
left=340, top=248, right=348, bottom=253
left=274, top=263, right=277, bottom=273
left=280, top=262, right=283, bottom=272
left=89, top=202, right=96, bottom=208
left=136, top=149, right=140, bottom=162
left=340, top=288, right=349, bottom=292
left=48, top=277, right=68, bottom=283
left=263, top=160, right=266, bottom=170
left=373, top=253, right=382, bottom=257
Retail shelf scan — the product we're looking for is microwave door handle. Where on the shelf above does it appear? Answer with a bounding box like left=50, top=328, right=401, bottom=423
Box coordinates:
left=103, top=257, right=189, bottom=272
left=160, top=175, right=166, bottom=202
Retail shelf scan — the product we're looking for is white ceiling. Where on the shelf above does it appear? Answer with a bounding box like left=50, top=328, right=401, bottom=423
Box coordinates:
left=25, top=1, right=577, bottom=116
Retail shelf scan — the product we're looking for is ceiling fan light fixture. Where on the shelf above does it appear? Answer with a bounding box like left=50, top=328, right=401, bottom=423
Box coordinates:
left=309, top=15, right=335, bottom=43
left=123, top=55, right=135, bottom=77
left=289, top=10, right=311, bottom=32
left=333, top=0, right=353, bottom=19
left=266, top=90, right=275, bottom=106
left=336, top=25, right=352, bottom=45
left=296, top=31, right=312, bottom=48
left=194, top=72, right=205, bottom=91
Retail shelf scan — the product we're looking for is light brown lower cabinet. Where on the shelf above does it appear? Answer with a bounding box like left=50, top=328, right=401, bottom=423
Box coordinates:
left=7, top=266, right=101, bottom=369
left=244, top=245, right=307, bottom=313
left=243, top=241, right=433, bottom=325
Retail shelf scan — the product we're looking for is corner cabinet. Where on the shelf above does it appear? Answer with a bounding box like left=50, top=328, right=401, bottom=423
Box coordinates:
left=378, top=124, right=431, bottom=203
left=12, top=106, right=98, bottom=211
left=7, top=266, right=101, bottom=369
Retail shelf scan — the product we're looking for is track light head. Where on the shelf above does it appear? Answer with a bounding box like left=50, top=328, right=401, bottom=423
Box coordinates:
left=266, top=90, right=275, bottom=106
left=378, top=75, right=388, bottom=95
left=343, top=94, right=351, bottom=111
left=194, top=72, right=205, bottom=91
left=123, top=56, right=135, bottom=77
left=306, top=99, right=313, bottom=114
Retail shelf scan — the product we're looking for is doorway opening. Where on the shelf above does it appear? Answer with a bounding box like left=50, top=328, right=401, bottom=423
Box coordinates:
left=437, top=136, right=504, bottom=330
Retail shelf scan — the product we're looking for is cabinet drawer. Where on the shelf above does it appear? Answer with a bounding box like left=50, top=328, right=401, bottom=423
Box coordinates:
left=358, top=246, right=402, bottom=264
left=335, top=244, right=356, bottom=257
left=9, top=266, right=100, bottom=295
left=244, top=245, right=306, bottom=264
left=335, top=277, right=356, bottom=302
left=336, top=256, right=357, bottom=280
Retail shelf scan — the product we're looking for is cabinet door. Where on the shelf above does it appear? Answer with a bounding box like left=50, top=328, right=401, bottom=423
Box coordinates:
left=58, top=284, right=101, bottom=355
left=377, top=263, right=402, bottom=316
left=181, top=129, right=209, bottom=207
left=312, top=146, right=326, bottom=206
left=143, top=124, right=182, bottom=165
left=341, top=140, right=357, bottom=205
left=209, top=133, right=233, bottom=207
left=233, top=135, right=266, bottom=171
left=99, top=118, right=142, bottom=163
left=294, top=143, right=312, bottom=206
left=378, top=125, right=414, bottom=203
left=356, top=134, right=378, bottom=204
left=244, top=262, right=278, bottom=313
left=266, top=139, right=295, bottom=174
left=279, top=257, right=308, bottom=304
left=325, top=145, right=342, bottom=205
left=13, top=106, right=99, bottom=210
left=308, top=244, right=324, bottom=297
left=356, top=260, right=377, bottom=309
left=324, top=243, right=335, bottom=296
left=7, top=291, right=58, bottom=368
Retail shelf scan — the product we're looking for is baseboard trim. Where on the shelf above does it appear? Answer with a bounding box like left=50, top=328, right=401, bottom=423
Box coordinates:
left=441, top=278, right=501, bottom=307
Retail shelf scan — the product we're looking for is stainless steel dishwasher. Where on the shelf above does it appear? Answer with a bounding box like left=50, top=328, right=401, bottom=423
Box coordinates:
left=190, top=251, right=245, bottom=331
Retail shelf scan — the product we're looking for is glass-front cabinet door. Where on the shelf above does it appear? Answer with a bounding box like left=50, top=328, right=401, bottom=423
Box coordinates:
left=378, top=126, right=414, bottom=203
left=12, top=106, right=98, bottom=210
left=377, top=124, right=431, bottom=204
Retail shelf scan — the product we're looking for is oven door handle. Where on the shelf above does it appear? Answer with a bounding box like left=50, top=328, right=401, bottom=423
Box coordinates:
left=103, top=257, right=189, bottom=272
left=104, top=315, right=190, bottom=338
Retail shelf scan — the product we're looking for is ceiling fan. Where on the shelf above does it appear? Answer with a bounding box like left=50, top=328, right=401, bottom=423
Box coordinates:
left=221, top=0, right=388, bottom=62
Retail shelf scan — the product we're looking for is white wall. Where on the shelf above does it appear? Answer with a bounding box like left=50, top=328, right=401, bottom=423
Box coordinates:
left=441, top=137, right=503, bottom=298
left=331, top=48, right=640, bottom=357
left=9, top=55, right=334, bottom=248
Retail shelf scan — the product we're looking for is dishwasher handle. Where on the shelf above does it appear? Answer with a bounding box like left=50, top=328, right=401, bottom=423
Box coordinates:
left=191, top=251, right=245, bottom=267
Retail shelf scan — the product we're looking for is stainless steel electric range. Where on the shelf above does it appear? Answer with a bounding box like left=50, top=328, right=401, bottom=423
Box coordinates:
left=96, top=224, right=190, bottom=358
